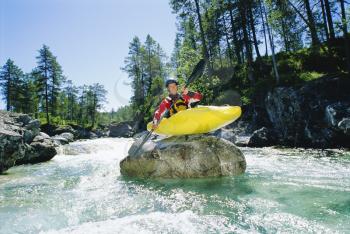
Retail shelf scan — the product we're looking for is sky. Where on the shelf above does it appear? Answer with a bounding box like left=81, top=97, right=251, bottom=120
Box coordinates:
left=0, top=0, right=177, bottom=111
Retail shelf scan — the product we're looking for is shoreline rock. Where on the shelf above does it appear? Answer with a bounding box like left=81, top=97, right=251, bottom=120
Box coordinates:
left=109, top=121, right=134, bottom=138
left=0, top=111, right=57, bottom=173
left=226, top=75, right=350, bottom=149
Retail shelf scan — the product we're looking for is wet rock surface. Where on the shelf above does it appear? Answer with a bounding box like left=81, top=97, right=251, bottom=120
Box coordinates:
left=109, top=121, right=134, bottom=138
left=228, top=75, right=350, bottom=148
left=120, top=135, right=246, bottom=179
left=0, top=111, right=57, bottom=173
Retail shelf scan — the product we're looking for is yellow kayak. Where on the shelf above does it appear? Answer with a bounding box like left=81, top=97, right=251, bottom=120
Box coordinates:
left=147, top=106, right=241, bottom=136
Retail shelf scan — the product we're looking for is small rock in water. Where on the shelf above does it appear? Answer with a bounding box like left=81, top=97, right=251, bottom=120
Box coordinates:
left=120, top=135, right=246, bottom=179
left=109, top=121, right=134, bottom=137
left=59, top=132, right=74, bottom=142
left=248, top=127, right=277, bottom=147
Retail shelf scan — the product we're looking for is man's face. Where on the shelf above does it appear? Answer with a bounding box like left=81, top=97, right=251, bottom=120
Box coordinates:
left=167, top=83, right=178, bottom=95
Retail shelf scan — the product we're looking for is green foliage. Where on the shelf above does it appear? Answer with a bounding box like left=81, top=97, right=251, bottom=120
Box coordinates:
left=1, top=45, right=108, bottom=129
left=0, top=59, right=24, bottom=111
left=33, top=44, right=65, bottom=123
left=99, top=105, right=134, bottom=125
left=122, top=35, right=169, bottom=124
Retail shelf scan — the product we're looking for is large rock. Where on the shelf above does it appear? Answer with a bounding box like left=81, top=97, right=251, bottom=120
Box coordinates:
left=53, top=125, right=76, bottom=136
left=52, top=132, right=74, bottom=145
left=109, top=121, right=134, bottom=137
left=120, top=135, right=246, bottom=179
left=265, top=75, right=350, bottom=148
left=41, top=124, right=77, bottom=138
left=16, top=132, right=57, bottom=165
left=338, top=118, right=350, bottom=135
left=0, top=128, right=24, bottom=173
left=59, top=132, right=74, bottom=142
left=52, top=135, right=69, bottom=145
left=248, top=127, right=277, bottom=147
left=0, top=111, right=57, bottom=173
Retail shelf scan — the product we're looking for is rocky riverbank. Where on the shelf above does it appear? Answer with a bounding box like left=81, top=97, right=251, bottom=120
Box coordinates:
left=0, top=110, right=141, bottom=174
left=226, top=74, right=350, bottom=148
left=0, top=111, right=57, bottom=173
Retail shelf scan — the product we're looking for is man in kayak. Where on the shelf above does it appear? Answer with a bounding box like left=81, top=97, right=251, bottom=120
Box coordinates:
left=152, top=79, right=202, bottom=129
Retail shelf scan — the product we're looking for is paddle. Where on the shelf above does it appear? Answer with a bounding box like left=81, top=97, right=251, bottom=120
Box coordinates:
left=128, top=59, right=206, bottom=157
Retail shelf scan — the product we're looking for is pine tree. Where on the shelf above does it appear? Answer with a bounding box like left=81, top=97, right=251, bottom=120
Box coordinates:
left=34, top=45, right=54, bottom=124
left=64, top=80, right=79, bottom=122
left=50, top=57, right=65, bottom=116
left=34, top=45, right=65, bottom=123
left=0, top=59, right=24, bottom=111
left=88, top=83, right=107, bottom=127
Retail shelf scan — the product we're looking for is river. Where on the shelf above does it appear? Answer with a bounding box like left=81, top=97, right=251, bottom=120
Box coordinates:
left=0, top=138, right=349, bottom=234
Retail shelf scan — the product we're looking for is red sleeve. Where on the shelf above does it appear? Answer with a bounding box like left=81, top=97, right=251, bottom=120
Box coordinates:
left=182, top=91, right=202, bottom=104
left=153, top=98, right=171, bottom=124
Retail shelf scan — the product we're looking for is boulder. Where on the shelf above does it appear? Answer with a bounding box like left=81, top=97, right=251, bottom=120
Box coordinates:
left=0, top=128, right=24, bottom=173
left=109, top=121, right=134, bottom=137
left=248, top=127, right=277, bottom=147
left=15, top=131, right=57, bottom=165
left=0, top=111, right=57, bottom=173
left=52, top=125, right=76, bottom=136
left=92, top=129, right=108, bottom=138
left=264, top=75, right=350, bottom=148
left=120, top=135, right=246, bottom=179
left=32, top=132, right=51, bottom=142
left=59, top=132, right=74, bottom=142
left=16, top=141, right=56, bottom=165
left=26, top=119, right=40, bottom=130
left=75, top=127, right=92, bottom=139
left=265, top=87, right=302, bottom=145
left=52, top=136, right=69, bottom=145
left=338, top=118, right=350, bottom=135
left=325, top=102, right=350, bottom=131
left=14, top=114, right=31, bottom=126
left=51, top=132, right=75, bottom=145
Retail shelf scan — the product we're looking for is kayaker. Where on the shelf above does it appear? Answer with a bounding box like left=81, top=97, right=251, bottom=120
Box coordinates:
left=152, top=79, right=202, bottom=129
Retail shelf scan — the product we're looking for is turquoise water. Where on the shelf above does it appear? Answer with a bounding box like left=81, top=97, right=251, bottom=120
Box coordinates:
left=0, top=138, right=349, bottom=234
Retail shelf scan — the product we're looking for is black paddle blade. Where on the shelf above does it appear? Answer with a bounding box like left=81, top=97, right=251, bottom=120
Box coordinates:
left=128, top=131, right=153, bottom=157
left=185, top=59, right=206, bottom=87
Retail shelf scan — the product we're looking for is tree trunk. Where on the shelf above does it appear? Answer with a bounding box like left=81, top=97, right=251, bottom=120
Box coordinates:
left=44, top=60, right=50, bottom=124
left=147, top=46, right=153, bottom=94
left=339, top=0, right=350, bottom=72
left=303, top=0, right=320, bottom=45
left=263, top=0, right=280, bottom=84
left=6, top=74, right=10, bottom=111
left=248, top=1, right=261, bottom=59
left=281, top=16, right=289, bottom=51
left=320, top=0, right=330, bottom=40
left=239, top=2, right=254, bottom=83
left=194, top=0, right=210, bottom=60
left=222, top=13, right=234, bottom=66
left=258, top=0, right=269, bottom=56
left=324, top=0, right=335, bottom=40
left=228, top=5, right=242, bottom=64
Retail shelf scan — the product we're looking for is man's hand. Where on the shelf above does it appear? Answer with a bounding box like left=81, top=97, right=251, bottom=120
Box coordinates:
left=182, top=87, right=188, bottom=95
left=151, top=123, right=158, bottom=130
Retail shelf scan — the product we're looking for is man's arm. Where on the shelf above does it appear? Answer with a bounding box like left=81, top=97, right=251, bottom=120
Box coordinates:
left=153, top=97, right=171, bottom=125
left=182, top=88, right=202, bottom=104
